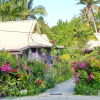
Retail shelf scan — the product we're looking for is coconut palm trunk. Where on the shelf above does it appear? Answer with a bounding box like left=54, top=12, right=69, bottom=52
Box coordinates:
left=91, top=6, right=98, bottom=33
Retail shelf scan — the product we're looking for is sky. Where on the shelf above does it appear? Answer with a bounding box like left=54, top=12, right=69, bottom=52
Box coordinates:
left=34, top=0, right=85, bottom=27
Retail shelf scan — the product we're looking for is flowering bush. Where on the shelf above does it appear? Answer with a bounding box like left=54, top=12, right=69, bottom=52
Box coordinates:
left=71, top=51, right=100, bottom=95
left=0, top=63, right=12, bottom=72
left=0, top=51, right=72, bottom=97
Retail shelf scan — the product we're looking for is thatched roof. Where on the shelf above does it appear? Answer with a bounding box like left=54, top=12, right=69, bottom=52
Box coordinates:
left=0, top=20, right=52, bottom=51
left=86, top=40, right=100, bottom=49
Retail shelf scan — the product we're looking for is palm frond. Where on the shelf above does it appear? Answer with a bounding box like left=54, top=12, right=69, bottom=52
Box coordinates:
left=76, top=0, right=100, bottom=5
left=28, top=0, right=34, bottom=10
left=92, top=1, right=100, bottom=4
left=76, top=2, right=85, bottom=5
left=30, top=5, right=47, bottom=16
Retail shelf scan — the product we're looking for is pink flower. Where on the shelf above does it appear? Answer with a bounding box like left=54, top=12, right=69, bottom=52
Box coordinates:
left=23, top=66, right=29, bottom=70
left=44, top=67, right=49, bottom=71
left=71, top=65, right=77, bottom=71
left=47, top=64, right=52, bottom=67
left=0, top=64, right=12, bottom=72
left=22, top=64, right=29, bottom=71
left=74, top=77, right=80, bottom=83
left=45, top=64, right=52, bottom=67
left=43, top=57, right=47, bottom=61
left=78, top=62, right=87, bottom=69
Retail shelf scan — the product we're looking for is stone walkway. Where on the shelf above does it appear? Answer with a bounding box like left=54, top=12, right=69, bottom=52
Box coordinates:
left=45, top=79, right=75, bottom=95
left=1, top=79, right=100, bottom=100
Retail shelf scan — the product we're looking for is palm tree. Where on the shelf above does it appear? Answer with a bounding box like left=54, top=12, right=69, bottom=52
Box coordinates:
left=24, top=0, right=47, bottom=20
left=37, top=16, right=50, bottom=34
left=77, top=0, right=100, bottom=33
left=80, top=9, right=90, bottom=26
left=0, top=0, right=47, bottom=21
left=0, top=0, right=28, bottom=21
left=95, top=6, right=100, bottom=32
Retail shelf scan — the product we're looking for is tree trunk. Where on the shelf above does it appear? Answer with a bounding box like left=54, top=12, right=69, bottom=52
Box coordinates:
left=91, top=6, right=98, bottom=33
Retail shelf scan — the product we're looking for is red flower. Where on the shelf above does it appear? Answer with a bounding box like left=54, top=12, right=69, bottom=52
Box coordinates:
left=36, top=79, right=43, bottom=85
left=17, top=74, right=22, bottom=77
left=7, top=63, right=11, bottom=66
left=17, top=63, right=21, bottom=67
left=44, top=67, right=49, bottom=71
left=88, top=73, right=94, bottom=80
left=11, top=68, right=18, bottom=72
left=56, top=56, right=59, bottom=61
left=51, top=40, right=56, bottom=44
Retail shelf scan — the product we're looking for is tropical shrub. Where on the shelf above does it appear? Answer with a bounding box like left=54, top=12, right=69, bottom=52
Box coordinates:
left=53, top=54, right=73, bottom=83
left=71, top=51, right=100, bottom=95
left=0, top=51, right=72, bottom=97
left=50, top=18, right=94, bottom=49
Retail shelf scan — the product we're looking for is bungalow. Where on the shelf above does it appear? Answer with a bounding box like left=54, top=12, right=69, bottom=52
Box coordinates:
left=0, top=20, right=52, bottom=62
left=85, top=33, right=100, bottom=50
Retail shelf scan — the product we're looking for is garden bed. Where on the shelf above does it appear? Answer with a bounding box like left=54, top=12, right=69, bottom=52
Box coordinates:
left=0, top=51, right=72, bottom=97
left=71, top=51, right=100, bottom=95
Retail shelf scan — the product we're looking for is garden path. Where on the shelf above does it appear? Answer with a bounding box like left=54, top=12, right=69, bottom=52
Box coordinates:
left=45, top=78, right=75, bottom=95
left=1, top=79, right=100, bottom=100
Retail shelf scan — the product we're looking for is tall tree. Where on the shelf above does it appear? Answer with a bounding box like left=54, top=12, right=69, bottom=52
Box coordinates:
left=25, top=0, right=47, bottom=19
left=95, top=6, right=100, bottom=32
left=51, top=18, right=93, bottom=49
left=0, top=0, right=47, bottom=21
left=77, top=0, right=100, bottom=33
left=37, top=16, right=50, bottom=34
left=0, top=0, right=28, bottom=21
